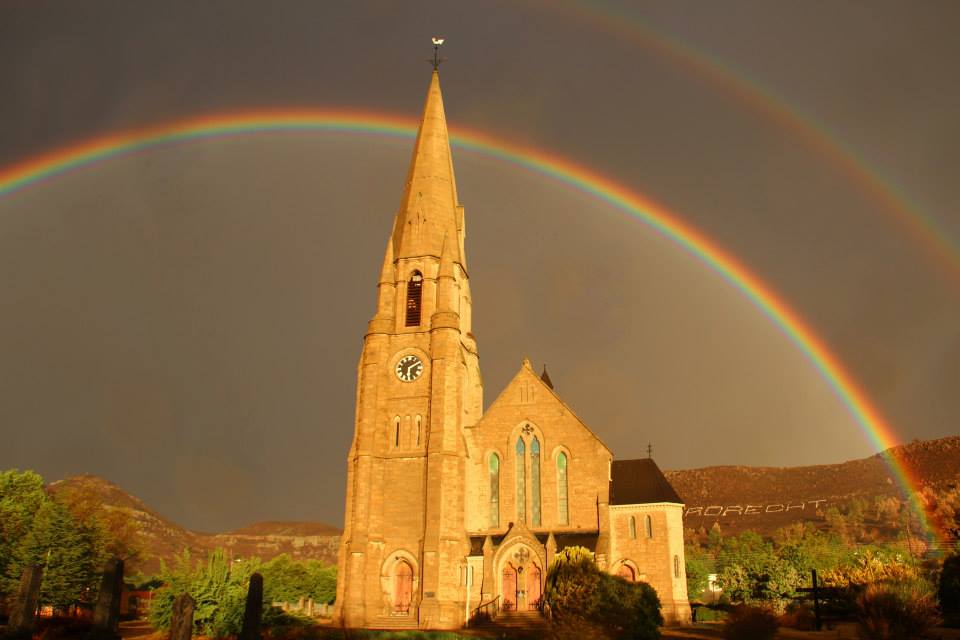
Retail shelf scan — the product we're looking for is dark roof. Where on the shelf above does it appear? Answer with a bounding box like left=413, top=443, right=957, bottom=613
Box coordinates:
left=540, top=365, right=554, bottom=390
left=609, top=458, right=684, bottom=505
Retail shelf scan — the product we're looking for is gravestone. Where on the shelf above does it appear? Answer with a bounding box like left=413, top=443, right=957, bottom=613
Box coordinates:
left=8, top=565, right=43, bottom=634
left=91, top=558, right=124, bottom=638
left=169, top=593, right=195, bottom=640
left=238, top=573, right=263, bottom=640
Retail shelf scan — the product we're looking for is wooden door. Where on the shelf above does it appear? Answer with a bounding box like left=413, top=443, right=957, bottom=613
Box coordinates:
left=526, top=563, right=542, bottom=610
left=501, top=565, right=517, bottom=611
left=393, top=561, right=413, bottom=614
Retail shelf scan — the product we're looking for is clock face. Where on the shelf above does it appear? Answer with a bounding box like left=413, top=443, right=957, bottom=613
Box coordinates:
left=395, top=354, right=424, bottom=382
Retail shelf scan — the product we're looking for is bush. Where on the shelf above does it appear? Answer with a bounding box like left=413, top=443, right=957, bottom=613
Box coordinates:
left=855, top=580, right=941, bottom=640
left=544, top=546, right=662, bottom=639
left=722, top=605, right=778, bottom=640
left=940, top=553, right=960, bottom=626
left=148, top=549, right=332, bottom=638
left=779, top=602, right=815, bottom=630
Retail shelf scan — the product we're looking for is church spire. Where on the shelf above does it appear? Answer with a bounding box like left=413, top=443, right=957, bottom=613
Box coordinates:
left=391, top=71, right=463, bottom=264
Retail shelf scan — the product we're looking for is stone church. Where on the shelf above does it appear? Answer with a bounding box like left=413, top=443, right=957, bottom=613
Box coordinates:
left=333, top=69, right=691, bottom=630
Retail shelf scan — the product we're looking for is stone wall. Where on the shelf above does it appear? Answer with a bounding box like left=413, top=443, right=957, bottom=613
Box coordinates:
left=608, top=503, right=691, bottom=623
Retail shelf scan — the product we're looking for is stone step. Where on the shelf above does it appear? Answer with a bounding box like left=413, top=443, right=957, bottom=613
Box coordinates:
left=488, top=611, right=547, bottom=630
left=366, top=615, right=419, bottom=630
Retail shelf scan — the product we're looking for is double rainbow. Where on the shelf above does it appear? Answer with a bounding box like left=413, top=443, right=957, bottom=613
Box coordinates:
left=554, top=0, right=960, bottom=285
left=0, top=109, right=942, bottom=543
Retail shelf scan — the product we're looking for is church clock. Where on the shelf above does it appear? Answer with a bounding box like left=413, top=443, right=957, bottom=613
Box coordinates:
left=395, top=354, right=424, bottom=382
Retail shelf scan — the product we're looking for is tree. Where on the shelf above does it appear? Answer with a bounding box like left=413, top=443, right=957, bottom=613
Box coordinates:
left=715, top=532, right=803, bottom=612
left=258, top=555, right=336, bottom=605
left=0, top=470, right=49, bottom=596
left=684, top=545, right=712, bottom=601
left=16, top=496, right=101, bottom=607
left=1, top=470, right=107, bottom=608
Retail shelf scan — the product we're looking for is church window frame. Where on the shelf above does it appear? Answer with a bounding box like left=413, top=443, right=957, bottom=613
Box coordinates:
left=405, top=271, right=423, bottom=327
left=629, top=516, right=637, bottom=539
left=489, top=452, right=500, bottom=528
left=531, top=436, right=542, bottom=527
left=515, top=438, right=526, bottom=524
left=394, top=416, right=401, bottom=448
left=415, top=415, right=422, bottom=446
left=674, top=555, right=681, bottom=579
left=645, top=514, right=653, bottom=539
left=556, top=451, right=569, bottom=525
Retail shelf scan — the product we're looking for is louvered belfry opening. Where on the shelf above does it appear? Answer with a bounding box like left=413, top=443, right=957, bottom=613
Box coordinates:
left=405, top=272, right=423, bottom=327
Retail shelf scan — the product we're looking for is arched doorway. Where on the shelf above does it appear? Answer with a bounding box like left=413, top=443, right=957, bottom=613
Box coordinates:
left=500, top=546, right=543, bottom=612
left=393, top=561, right=413, bottom=614
left=617, top=563, right=636, bottom=582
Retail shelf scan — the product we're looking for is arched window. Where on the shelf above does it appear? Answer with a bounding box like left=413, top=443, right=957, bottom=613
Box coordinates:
left=515, top=438, right=526, bottom=523
left=674, top=555, right=680, bottom=578
left=415, top=415, right=422, bottom=446
left=645, top=514, right=653, bottom=539
left=557, top=452, right=569, bottom=525
left=489, top=453, right=500, bottom=528
left=531, top=437, right=541, bottom=527
left=394, top=416, right=401, bottom=448
left=629, top=516, right=637, bottom=539
left=405, top=272, right=423, bottom=327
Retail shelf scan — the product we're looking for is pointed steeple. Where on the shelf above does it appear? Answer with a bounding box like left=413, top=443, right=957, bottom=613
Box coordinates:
left=392, top=71, right=463, bottom=264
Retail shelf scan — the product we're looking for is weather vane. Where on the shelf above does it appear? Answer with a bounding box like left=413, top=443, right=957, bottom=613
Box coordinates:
left=430, top=37, right=446, bottom=70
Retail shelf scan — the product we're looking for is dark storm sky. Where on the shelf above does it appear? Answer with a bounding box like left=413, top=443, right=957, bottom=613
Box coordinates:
left=1, top=1, right=958, bottom=532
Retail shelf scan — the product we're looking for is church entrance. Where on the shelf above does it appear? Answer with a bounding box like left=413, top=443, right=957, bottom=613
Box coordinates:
left=393, top=561, right=413, bottom=615
left=500, top=547, right=543, bottom=612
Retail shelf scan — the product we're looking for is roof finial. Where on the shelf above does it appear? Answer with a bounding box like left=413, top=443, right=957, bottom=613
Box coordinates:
left=430, top=37, right=446, bottom=71
left=647, top=443, right=653, bottom=459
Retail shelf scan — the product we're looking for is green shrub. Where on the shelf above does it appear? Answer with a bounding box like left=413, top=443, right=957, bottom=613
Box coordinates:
left=544, top=546, right=662, bottom=639
left=722, top=605, right=778, bottom=640
left=855, top=581, right=941, bottom=640
left=148, top=549, right=333, bottom=638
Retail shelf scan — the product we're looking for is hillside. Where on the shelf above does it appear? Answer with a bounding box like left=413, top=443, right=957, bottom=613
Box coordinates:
left=45, top=437, right=959, bottom=575
left=47, top=475, right=341, bottom=576
left=666, top=435, right=960, bottom=539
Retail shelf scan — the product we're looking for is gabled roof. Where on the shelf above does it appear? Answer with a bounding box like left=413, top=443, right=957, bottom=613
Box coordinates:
left=479, top=359, right=612, bottom=455
left=609, top=458, right=684, bottom=505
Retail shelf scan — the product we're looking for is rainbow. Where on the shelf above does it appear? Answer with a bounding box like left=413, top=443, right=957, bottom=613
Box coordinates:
left=0, top=109, right=943, bottom=543
left=552, top=0, right=960, bottom=286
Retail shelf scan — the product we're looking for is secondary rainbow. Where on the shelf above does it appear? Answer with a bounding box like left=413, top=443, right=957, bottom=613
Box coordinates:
left=551, top=0, right=960, bottom=286
left=0, top=109, right=942, bottom=542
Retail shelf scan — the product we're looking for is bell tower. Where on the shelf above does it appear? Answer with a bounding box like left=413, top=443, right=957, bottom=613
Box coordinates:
left=334, top=69, right=482, bottom=630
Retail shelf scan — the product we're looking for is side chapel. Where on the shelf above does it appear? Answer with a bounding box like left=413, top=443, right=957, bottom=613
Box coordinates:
left=333, top=68, right=691, bottom=630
